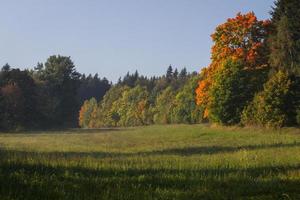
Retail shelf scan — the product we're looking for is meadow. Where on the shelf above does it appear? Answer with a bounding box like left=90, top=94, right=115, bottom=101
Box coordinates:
left=0, top=125, right=299, bottom=200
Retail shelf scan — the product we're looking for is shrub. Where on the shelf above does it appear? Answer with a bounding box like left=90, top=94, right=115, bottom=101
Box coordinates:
left=242, top=71, right=292, bottom=128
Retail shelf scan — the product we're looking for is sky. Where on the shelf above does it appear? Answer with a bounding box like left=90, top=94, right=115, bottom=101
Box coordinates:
left=0, top=0, right=274, bottom=82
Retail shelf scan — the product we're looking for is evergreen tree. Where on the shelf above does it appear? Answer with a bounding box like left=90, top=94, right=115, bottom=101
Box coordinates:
left=166, top=65, right=173, bottom=82
left=179, top=67, right=187, bottom=80
left=173, top=68, right=178, bottom=79
left=0, top=67, right=38, bottom=130
left=34, top=55, right=81, bottom=127
left=77, top=73, right=111, bottom=104
left=268, top=0, right=300, bottom=125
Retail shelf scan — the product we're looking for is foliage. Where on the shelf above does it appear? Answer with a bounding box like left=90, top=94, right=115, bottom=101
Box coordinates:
left=267, top=0, right=300, bottom=126
left=33, top=55, right=81, bottom=127
left=88, top=86, right=130, bottom=128
left=77, top=74, right=111, bottom=104
left=0, top=66, right=38, bottom=130
left=172, top=75, right=203, bottom=124
left=0, top=55, right=112, bottom=131
left=242, top=71, right=292, bottom=127
left=152, top=87, right=176, bottom=124
left=78, top=98, right=97, bottom=128
left=2, top=5, right=300, bottom=130
left=269, top=0, right=300, bottom=76
left=79, top=67, right=199, bottom=128
left=208, top=60, right=251, bottom=125
left=196, top=12, right=270, bottom=120
left=115, top=86, right=149, bottom=126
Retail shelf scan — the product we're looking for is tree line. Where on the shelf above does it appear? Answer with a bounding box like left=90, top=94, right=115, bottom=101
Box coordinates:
left=80, top=0, right=300, bottom=128
left=79, top=66, right=201, bottom=128
left=1, top=0, right=299, bottom=131
left=0, top=56, right=111, bottom=131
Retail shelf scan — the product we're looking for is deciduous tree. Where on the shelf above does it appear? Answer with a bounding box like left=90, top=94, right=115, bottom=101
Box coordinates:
left=196, top=12, right=270, bottom=120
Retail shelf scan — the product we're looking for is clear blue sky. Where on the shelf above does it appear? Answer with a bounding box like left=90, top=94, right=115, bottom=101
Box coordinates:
left=1, top=0, right=274, bottom=81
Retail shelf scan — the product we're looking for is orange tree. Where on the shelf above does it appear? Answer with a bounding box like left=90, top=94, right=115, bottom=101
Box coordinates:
left=196, top=12, right=270, bottom=119
left=78, top=98, right=97, bottom=128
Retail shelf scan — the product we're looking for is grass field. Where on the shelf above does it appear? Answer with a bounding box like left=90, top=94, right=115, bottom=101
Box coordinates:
left=0, top=125, right=299, bottom=200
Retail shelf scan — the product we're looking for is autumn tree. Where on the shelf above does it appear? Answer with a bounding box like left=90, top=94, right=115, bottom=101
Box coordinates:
left=242, top=71, right=293, bottom=127
left=172, top=75, right=202, bottom=124
left=87, top=86, right=130, bottom=128
left=153, top=87, right=176, bottom=124
left=78, top=98, right=97, bottom=128
left=196, top=12, right=270, bottom=120
left=114, top=86, right=149, bottom=126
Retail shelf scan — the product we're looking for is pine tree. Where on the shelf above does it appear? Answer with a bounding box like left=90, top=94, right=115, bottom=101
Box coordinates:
left=269, top=0, right=300, bottom=76
left=166, top=65, right=173, bottom=82
left=268, top=0, right=300, bottom=125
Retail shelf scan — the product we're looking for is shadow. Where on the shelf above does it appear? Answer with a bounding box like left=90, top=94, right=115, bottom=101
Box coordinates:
left=64, top=128, right=128, bottom=134
left=0, top=160, right=299, bottom=200
left=145, top=142, right=300, bottom=156
left=0, top=142, right=299, bottom=160
left=0, top=128, right=127, bottom=135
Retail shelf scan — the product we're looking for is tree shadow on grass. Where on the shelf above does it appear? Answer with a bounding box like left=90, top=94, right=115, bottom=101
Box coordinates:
left=1, top=142, right=300, bottom=199
left=1, top=142, right=299, bottom=159
left=0, top=161, right=299, bottom=200
left=0, top=128, right=127, bottom=135
left=146, top=142, right=300, bottom=156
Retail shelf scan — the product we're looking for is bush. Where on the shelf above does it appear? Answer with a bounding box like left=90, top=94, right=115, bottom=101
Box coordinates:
left=242, top=71, right=292, bottom=128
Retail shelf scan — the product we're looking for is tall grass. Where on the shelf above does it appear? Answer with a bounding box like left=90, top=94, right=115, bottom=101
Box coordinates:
left=0, top=125, right=299, bottom=199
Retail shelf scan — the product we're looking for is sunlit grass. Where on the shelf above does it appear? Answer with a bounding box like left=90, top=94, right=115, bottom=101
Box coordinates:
left=0, top=125, right=299, bottom=199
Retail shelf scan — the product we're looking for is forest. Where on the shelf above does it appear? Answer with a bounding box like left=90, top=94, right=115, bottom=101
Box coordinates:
left=1, top=0, right=300, bottom=131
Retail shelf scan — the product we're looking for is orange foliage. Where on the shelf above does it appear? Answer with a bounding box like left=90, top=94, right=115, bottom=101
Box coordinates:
left=195, top=12, right=270, bottom=118
left=195, top=77, right=210, bottom=105
left=210, top=12, right=270, bottom=68
left=78, top=101, right=88, bottom=127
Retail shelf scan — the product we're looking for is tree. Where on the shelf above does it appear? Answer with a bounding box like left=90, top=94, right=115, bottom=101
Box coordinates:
left=77, top=74, right=111, bottom=104
left=78, top=66, right=209, bottom=127
left=173, top=68, right=178, bottom=79
left=179, top=68, right=187, bottom=80
left=268, top=0, right=300, bottom=125
left=88, top=85, right=130, bottom=128
left=34, top=55, right=81, bottom=127
left=153, top=87, right=175, bottom=124
left=196, top=12, right=270, bottom=120
left=269, top=0, right=300, bottom=75
left=242, top=71, right=293, bottom=127
left=166, top=65, right=173, bottom=82
left=119, top=71, right=139, bottom=88
left=115, top=86, right=149, bottom=126
left=0, top=67, right=38, bottom=130
left=172, top=75, right=202, bottom=124
left=1, top=63, right=10, bottom=72
left=269, top=15, right=300, bottom=75
left=208, top=60, right=252, bottom=125
left=78, top=98, right=97, bottom=128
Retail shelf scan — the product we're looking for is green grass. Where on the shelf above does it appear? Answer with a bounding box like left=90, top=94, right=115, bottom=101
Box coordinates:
left=0, top=125, right=299, bottom=200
